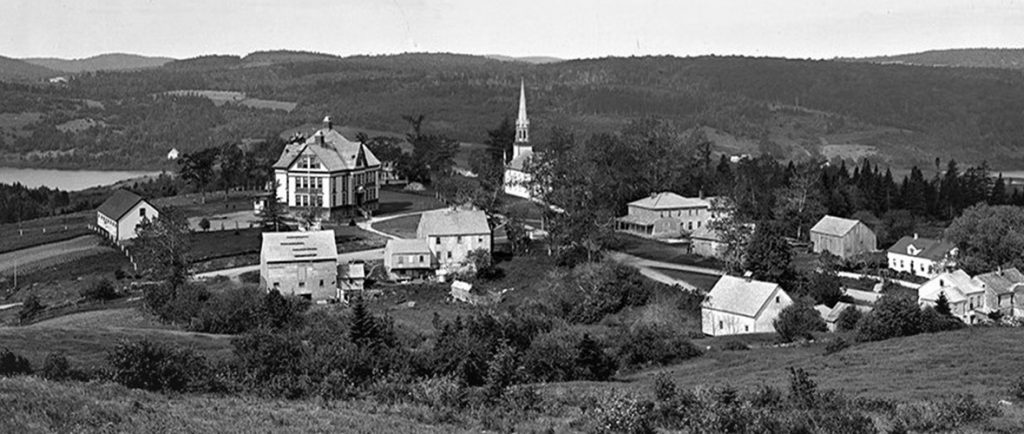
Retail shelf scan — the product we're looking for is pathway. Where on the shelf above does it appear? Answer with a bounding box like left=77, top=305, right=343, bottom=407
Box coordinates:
left=606, top=251, right=724, bottom=291
left=358, top=210, right=428, bottom=240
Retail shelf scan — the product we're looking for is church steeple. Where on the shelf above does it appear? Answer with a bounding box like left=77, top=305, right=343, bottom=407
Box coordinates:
left=512, top=80, right=531, bottom=160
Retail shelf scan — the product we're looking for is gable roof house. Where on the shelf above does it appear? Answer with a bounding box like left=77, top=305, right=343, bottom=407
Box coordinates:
left=919, top=269, right=987, bottom=324
left=383, top=238, right=435, bottom=281
left=702, top=275, right=793, bottom=336
left=887, top=235, right=957, bottom=278
left=417, top=208, right=492, bottom=275
left=972, top=268, right=1024, bottom=317
left=616, top=192, right=716, bottom=239
left=95, top=190, right=160, bottom=241
left=260, top=230, right=339, bottom=302
left=272, top=116, right=381, bottom=218
left=810, top=215, right=876, bottom=259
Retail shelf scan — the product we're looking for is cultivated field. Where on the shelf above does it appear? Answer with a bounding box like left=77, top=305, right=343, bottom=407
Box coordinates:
left=0, top=235, right=111, bottom=275
left=0, top=211, right=93, bottom=254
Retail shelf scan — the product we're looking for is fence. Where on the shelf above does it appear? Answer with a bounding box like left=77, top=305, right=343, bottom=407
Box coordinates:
left=87, top=224, right=138, bottom=272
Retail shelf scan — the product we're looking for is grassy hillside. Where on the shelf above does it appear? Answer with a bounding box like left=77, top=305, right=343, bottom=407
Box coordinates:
left=0, top=376, right=466, bottom=433
left=0, top=56, right=58, bottom=81
left=548, top=327, right=1024, bottom=402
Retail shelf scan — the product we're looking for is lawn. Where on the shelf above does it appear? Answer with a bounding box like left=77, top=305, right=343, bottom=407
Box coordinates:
left=648, top=267, right=722, bottom=292
left=377, top=187, right=445, bottom=216
left=0, top=211, right=93, bottom=254
left=151, top=190, right=256, bottom=218
left=610, top=233, right=725, bottom=268
left=0, top=251, right=130, bottom=304
left=372, top=214, right=421, bottom=239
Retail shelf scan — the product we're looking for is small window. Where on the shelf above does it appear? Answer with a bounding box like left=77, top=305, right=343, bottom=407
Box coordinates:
left=718, top=321, right=723, bottom=329
left=419, top=255, right=424, bottom=262
left=435, top=237, right=441, bottom=245
left=745, top=325, right=749, bottom=332
left=775, top=296, right=780, bottom=303
left=273, top=282, right=280, bottom=288
left=139, top=208, right=146, bottom=217
left=319, top=279, right=324, bottom=287
left=398, top=256, right=404, bottom=264
left=478, top=237, right=483, bottom=243
left=298, top=282, right=305, bottom=288
left=447, top=251, right=452, bottom=259
left=457, top=236, right=463, bottom=244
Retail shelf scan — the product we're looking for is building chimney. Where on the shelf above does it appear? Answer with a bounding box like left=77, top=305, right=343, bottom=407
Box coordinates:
left=314, top=130, right=324, bottom=145
left=323, top=116, right=333, bottom=130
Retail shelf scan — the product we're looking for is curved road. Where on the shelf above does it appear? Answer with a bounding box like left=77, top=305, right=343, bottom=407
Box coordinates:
left=606, top=251, right=724, bottom=291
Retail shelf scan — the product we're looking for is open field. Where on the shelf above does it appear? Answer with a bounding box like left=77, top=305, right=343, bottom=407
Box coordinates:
left=152, top=191, right=256, bottom=218
left=0, top=211, right=93, bottom=254
left=0, top=251, right=129, bottom=307
left=372, top=214, right=421, bottom=239
left=0, top=376, right=465, bottom=434
left=377, top=187, right=445, bottom=216
left=0, top=235, right=110, bottom=276
left=547, top=327, right=1024, bottom=403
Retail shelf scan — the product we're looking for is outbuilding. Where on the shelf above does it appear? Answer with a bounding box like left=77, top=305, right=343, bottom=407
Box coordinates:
left=702, top=275, right=793, bottom=336
left=260, top=230, right=338, bottom=301
left=96, top=189, right=160, bottom=241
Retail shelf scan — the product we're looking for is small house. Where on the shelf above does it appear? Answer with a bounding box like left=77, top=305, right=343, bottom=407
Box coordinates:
left=702, top=275, right=793, bottom=336
left=616, top=192, right=716, bottom=239
left=339, top=261, right=374, bottom=302
left=809, top=215, right=876, bottom=259
left=260, top=230, right=338, bottom=301
left=383, top=238, right=434, bottom=281
left=690, top=226, right=727, bottom=259
left=887, top=235, right=956, bottom=278
left=815, top=302, right=872, bottom=332
left=918, top=269, right=986, bottom=324
left=96, top=190, right=160, bottom=241
left=972, top=268, right=1024, bottom=317
left=417, top=208, right=491, bottom=274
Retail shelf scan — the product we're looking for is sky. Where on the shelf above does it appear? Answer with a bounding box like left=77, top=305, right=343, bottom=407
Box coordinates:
left=2, top=0, right=1023, bottom=60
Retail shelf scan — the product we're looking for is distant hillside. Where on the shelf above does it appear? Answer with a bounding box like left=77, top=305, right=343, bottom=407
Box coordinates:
left=23, top=53, right=174, bottom=73
left=0, top=55, right=58, bottom=81
left=485, top=54, right=565, bottom=64
left=167, top=50, right=343, bottom=71
left=851, top=48, right=1024, bottom=69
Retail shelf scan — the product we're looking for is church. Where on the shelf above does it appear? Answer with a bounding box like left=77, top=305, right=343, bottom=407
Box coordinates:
left=503, top=81, right=535, bottom=199
left=272, top=116, right=381, bottom=218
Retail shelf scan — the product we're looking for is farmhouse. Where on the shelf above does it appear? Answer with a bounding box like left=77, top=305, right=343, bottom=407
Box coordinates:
left=702, top=275, right=793, bottom=336
left=503, top=81, right=536, bottom=199
left=272, top=116, right=381, bottom=218
left=417, top=208, right=491, bottom=274
left=918, top=269, right=987, bottom=324
left=887, top=235, right=956, bottom=278
left=616, top=192, right=717, bottom=239
left=972, top=268, right=1024, bottom=317
left=809, top=215, right=876, bottom=259
left=95, top=190, right=159, bottom=241
left=383, top=238, right=434, bottom=281
left=260, top=230, right=339, bottom=301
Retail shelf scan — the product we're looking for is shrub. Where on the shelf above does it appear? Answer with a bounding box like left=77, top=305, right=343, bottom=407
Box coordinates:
left=0, top=348, right=32, bottom=376
left=582, top=392, right=655, bottom=434
left=239, top=270, right=261, bottom=284
left=824, top=337, right=850, bottom=355
left=1010, top=375, right=1024, bottom=400
left=523, top=328, right=581, bottom=382
left=773, top=301, right=826, bottom=343
left=412, top=374, right=466, bottom=410
left=107, top=339, right=207, bottom=392
left=40, top=352, right=75, bottom=381
left=81, top=278, right=119, bottom=301
left=199, top=217, right=211, bottom=231
left=919, top=306, right=965, bottom=333
left=18, top=295, right=45, bottom=323
left=615, top=325, right=702, bottom=372
left=788, top=367, right=819, bottom=409
left=894, top=394, right=1000, bottom=431
left=855, top=294, right=923, bottom=342
left=545, top=262, right=655, bottom=324
left=835, top=305, right=863, bottom=331
left=721, top=340, right=750, bottom=351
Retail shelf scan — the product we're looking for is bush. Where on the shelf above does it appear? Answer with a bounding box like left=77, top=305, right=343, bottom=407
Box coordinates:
left=1010, top=375, right=1024, bottom=400
left=239, top=270, right=261, bottom=284
left=615, top=325, right=701, bottom=372
left=107, top=339, right=208, bottom=392
left=824, top=337, right=850, bottom=355
left=81, top=278, right=119, bottom=301
left=545, top=262, right=656, bottom=324
left=773, top=301, right=826, bottom=343
left=0, top=348, right=32, bottom=376
left=199, top=217, right=211, bottom=231
left=522, top=328, right=581, bottom=382
left=894, top=394, right=1000, bottom=432
left=835, top=305, right=863, bottom=331
left=18, top=294, right=45, bottom=323
left=855, top=294, right=923, bottom=342
left=40, top=352, right=76, bottom=381
left=582, top=392, right=655, bottom=434
left=720, top=340, right=750, bottom=351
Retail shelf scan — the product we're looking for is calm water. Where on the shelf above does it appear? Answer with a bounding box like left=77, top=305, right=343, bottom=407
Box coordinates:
left=0, top=167, right=163, bottom=191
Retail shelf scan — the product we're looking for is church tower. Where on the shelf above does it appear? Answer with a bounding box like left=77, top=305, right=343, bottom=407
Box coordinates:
left=512, top=80, right=531, bottom=160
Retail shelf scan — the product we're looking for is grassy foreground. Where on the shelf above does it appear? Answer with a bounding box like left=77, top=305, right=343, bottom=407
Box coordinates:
left=0, top=376, right=466, bottom=434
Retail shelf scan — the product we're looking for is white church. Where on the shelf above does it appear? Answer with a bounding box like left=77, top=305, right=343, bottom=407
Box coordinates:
left=503, top=81, right=536, bottom=199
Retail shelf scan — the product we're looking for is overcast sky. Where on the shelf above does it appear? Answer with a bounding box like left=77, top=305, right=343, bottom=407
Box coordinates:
left=3, top=0, right=1023, bottom=60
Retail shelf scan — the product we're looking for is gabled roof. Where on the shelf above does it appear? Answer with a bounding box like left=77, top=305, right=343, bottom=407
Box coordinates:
left=703, top=275, right=784, bottom=318
left=261, top=230, right=338, bottom=263
left=919, top=269, right=984, bottom=303
left=272, top=128, right=380, bottom=171
left=810, top=215, right=861, bottom=237
left=417, top=208, right=490, bottom=237
left=97, top=190, right=147, bottom=220
left=887, top=236, right=956, bottom=261
left=973, top=268, right=1024, bottom=295
left=385, top=238, right=432, bottom=255
left=817, top=302, right=871, bottom=323
left=340, top=262, right=366, bottom=279
left=507, top=148, right=533, bottom=171
left=629, top=192, right=710, bottom=210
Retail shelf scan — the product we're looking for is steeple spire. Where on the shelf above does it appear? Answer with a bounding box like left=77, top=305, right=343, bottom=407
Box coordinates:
left=515, top=79, right=529, bottom=144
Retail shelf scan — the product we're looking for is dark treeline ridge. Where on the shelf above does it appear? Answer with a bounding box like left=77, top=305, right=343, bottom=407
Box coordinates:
left=6, top=54, right=1024, bottom=169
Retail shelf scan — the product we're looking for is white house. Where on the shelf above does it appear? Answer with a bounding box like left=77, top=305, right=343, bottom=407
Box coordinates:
left=383, top=238, right=435, bottom=281
left=260, top=230, right=338, bottom=302
left=702, top=275, right=793, bottom=336
left=272, top=116, right=381, bottom=217
left=887, top=235, right=956, bottom=278
left=617, top=192, right=719, bottom=239
left=972, top=268, right=1024, bottom=317
left=417, top=208, right=491, bottom=275
left=504, top=81, right=536, bottom=199
left=96, top=190, right=159, bottom=241
left=167, top=148, right=180, bottom=160
left=919, top=269, right=987, bottom=324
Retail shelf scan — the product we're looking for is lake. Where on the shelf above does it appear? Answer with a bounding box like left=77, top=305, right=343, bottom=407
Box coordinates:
left=0, top=167, right=164, bottom=191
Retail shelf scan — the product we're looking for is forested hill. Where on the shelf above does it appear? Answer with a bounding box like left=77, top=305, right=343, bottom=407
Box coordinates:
left=22, top=53, right=175, bottom=73
left=0, top=56, right=59, bottom=81
left=5, top=52, right=1024, bottom=170
left=851, top=48, right=1024, bottom=70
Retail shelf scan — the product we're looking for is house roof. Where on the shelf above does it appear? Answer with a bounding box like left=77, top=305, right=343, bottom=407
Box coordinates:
left=507, top=147, right=533, bottom=171
left=340, top=262, right=366, bottom=279
left=704, top=275, right=784, bottom=318
left=887, top=236, right=956, bottom=261
left=919, top=269, right=984, bottom=303
left=385, top=238, right=432, bottom=255
left=817, top=302, right=871, bottom=323
left=629, top=192, right=710, bottom=210
left=616, top=213, right=668, bottom=226
left=417, top=208, right=490, bottom=237
left=97, top=190, right=147, bottom=221
left=810, top=215, right=861, bottom=237
left=261, top=230, right=338, bottom=263
left=973, top=268, right=1024, bottom=295
left=272, top=128, right=380, bottom=171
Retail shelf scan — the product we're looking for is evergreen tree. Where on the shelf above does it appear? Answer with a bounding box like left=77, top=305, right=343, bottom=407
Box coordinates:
left=935, top=291, right=952, bottom=316
left=348, top=297, right=378, bottom=348
left=575, top=333, right=616, bottom=381
left=484, top=342, right=521, bottom=399
left=991, top=173, right=1008, bottom=205
left=743, top=222, right=793, bottom=284
left=486, top=116, right=516, bottom=163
